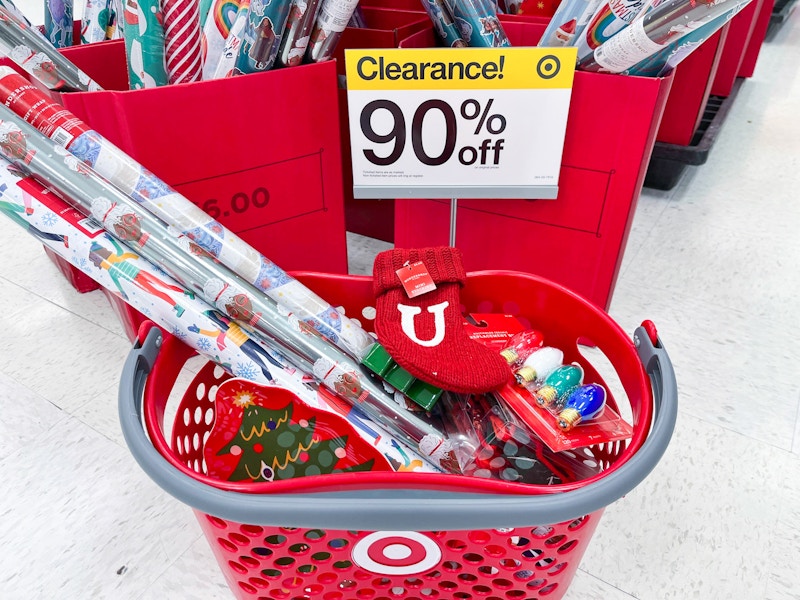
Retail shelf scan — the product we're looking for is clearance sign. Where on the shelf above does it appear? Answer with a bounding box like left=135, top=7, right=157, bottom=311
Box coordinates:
left=345, top=47, right=576, bottom=200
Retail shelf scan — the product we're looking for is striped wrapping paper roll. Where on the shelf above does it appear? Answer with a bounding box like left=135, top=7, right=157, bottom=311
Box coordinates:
left=163, top=0, right=203, bottom=83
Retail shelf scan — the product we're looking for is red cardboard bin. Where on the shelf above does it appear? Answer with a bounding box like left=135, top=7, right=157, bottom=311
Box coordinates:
left=711, top=0, right=764, bottom=97
left=57, top=40, right=348, bottom=278
left=393, top=22, right=673, bottom=311
left=738, top=0, right=775, bottom=78
left=656, top=27, right=729, bottom=146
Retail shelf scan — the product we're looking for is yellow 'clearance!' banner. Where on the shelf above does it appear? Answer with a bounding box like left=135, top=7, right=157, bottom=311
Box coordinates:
left=345, top=48, right=577, bottom=91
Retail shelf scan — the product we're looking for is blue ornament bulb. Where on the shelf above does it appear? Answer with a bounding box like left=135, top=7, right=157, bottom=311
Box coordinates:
left=557, top=384, right=606, bottom=431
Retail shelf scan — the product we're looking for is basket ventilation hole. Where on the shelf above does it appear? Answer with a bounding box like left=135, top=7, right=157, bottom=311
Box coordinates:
left=531, top=526, right=553, bottom=538
left=183, top=408, right=191, bottom=427
left=500, top=558, right=520, bottom=569
left=372, top=578, right=392, bottom=588
left=205, top=408, right=214, bottom=426
left=544, top=535, right=565, bottom=547
left=354, top=569, right=372, bottom=581
left=289, top=543, right=310, bottom=555
left=176, top=437, right=183, bottom=454
left=491, top=578, right=513, bottom=589
left=420, top=589, right=439, bottom=597
left=535, top=558, right=555, bottom=569
left=322, top=592, right=343, bottom=600
left=262, top=569, right=282, bottom=579
left=268, top=589, right=289, bottom=599
left=249, top=577, right=269, bottom=588
left=238, top=581, right=257, bottom=594
left=558, top=540, right=578, bottom=554
left=438, top=580, right=458, bottom=591
left=195, top=382, right=206, bottom=401
left=453, top=593, right=472, bottom=599
left=228, top=560, right=247, bottom=574
left=547, top=562, right=568, bottom=576
left=505, top=591, right=526, bottom=598
left=568, top=516, right=588, bottom=530
left=266, top=534, right=287, bottom=546
left=442, top=560, right=462, bottom=572
left=328, top=538, right=349, bottom=550
left=304, top=584, right=324, bottom=595
left=508, top=536, right=529, bottom=548
left=513, top=569, right=535, bottom=581
left=471, top=585, right=492, bottom=595
left=240, top=556, right=260, bottom=568
left=445, top=539, right=467, bottom=551
left=305, top=529, right=326, bottom=540
left=484, top=545, right=506, bottom=558
left=206, top=515, right=228, bottom=529
left=477, top=565, right=499, bottom=576
left=522, top=548, right=543, bottom=560
left=275, top=557, right=295, bottom=568
left=424, top=570, right=441, bottom=580
left=355, top=589, right=375, bottom=598
left=463, top=553, right=484, bottom=564
left=333, top=560, right=352, bottom=570
left=457, top=573, right=478, bottom=583
left=229, top=532, right=249, bottom=546
left=338, top=580, right=357, bottom=589
left=527, top=577, right=547, bottom=589
left=317, top=572, right=338, bottom=584
left=217, top=538, right=237, bottom=552
left=241, top=525, right=264, bottom=537
left=297, top=564, right=317, bottom=574
left=252, top=547, right=273, bottom=558
left=467, top=531, right=492, bottom=544
left=540, top=582, right=559, bottom=595
left=311, top=552, right=331, bottom=562
left=278, top=575, right=302, bottom=590
left=194, top=406, right=203, bottom=425
left=405, top=577, right=423, bottom=588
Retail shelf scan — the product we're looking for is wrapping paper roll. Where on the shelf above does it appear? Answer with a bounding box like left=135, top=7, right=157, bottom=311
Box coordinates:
left=446, top=0, right=510, bottom=47
left=420, top=0, right=467, bottom=48
left=82, top=0, right=112, bottom=44
left=44, top=0, right=73, bottom=48
left=122, top=0, right=169, bottom=88
left=109, top=0, right=125, bottom=38
left=0, top=100, right=459, bottom=474
left=0, top=5, right=102, bottom=91
left=201, top=0, right=241, bottom=79
left=572, top=0, right=648, bottom=61
left=0, top=161, right=437, bottom=473
left=163, top=0, right=204, bottom=83
left=276, top=0, right=320, bottom=68
left=538, top=0, right=602, bottom=47
left=234, top=0, right=292, bottom=74
left=211, top=0, right=249, bottom=78
left=306, top=0, right=359, bottom=63
left=0, top=0, right=30, bottom=25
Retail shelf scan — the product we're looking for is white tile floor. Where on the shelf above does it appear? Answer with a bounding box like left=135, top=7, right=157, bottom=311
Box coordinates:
left=1, top=2, right=799, bottom=599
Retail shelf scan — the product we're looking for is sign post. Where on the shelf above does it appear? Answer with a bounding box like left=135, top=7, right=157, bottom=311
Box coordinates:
left=345, top=47, right=577, bottom=203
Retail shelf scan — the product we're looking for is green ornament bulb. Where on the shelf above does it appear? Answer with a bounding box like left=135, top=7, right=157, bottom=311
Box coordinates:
left=534, top=364, right=584, bottom=408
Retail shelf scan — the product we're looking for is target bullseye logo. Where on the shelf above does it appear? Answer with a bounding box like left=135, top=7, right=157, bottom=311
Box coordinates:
left=352, top=532, right=442, bottom=575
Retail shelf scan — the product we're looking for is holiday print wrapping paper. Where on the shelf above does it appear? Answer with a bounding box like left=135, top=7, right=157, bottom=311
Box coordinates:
left=44, top=0, right=73, bottom=48
left=420, top=0, right=467, bottom=48
left=121, top=0, right=169, bottom=88
left=306, top=0, right=359, bottom=62
left=0, top=102, right=457, bottom=473
left=276, top=0, right=320, bottom=68
left=81, top=0, right=113, bottom=44
left=445, top=0, right=510, bottom=48
left=0, top=160, right=437, bottom=474
left=211, top=0, right=250, bottom=78
left=200, top=0, right=241, bottom=79
left=0, top=5, right=101, bottom=91
left=163, top=0, right=203, bottom=83
left=0, top=66, right=372, bottom=362
left=233, top=0, right=292, bottom=74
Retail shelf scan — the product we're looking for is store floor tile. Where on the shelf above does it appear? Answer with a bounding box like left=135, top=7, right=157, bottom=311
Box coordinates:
left=1, top=2, right=799, bottom=599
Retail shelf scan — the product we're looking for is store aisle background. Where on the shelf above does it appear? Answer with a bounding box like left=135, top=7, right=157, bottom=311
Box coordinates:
left=1, top=2, right=799, bottom=599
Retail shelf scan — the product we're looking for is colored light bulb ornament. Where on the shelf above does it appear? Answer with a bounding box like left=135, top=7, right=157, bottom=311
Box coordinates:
left=515, top=346, right=564, bottom=385
left=534, top=364, right=584, bottom=408
left=557, top=384, right=607, bottom=431
left=499, top=329, right=545, bottom=365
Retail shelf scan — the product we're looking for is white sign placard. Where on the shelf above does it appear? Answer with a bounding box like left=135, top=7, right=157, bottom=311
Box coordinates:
left=345, top=47, right=577, bottom=199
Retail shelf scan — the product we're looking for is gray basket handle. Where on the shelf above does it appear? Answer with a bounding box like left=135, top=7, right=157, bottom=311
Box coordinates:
left=119, top=326, right=676, bottom=531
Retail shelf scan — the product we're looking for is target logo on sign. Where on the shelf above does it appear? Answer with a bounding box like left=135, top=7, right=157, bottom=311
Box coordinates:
left=351, top=532, right=442, bottom=575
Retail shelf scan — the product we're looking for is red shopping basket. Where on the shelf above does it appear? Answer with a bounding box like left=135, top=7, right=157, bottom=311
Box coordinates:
left=120, top=270, right=677, bottom=600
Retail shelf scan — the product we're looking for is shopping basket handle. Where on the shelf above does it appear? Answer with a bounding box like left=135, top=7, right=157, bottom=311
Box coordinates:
left=119, top=326, right=677, bottom=531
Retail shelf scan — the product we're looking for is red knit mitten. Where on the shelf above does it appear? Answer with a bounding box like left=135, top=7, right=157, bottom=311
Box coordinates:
left=373, top=247, right=511, bottom=393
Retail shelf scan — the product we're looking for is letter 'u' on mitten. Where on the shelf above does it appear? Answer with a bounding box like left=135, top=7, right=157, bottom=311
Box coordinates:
left=372, top=246, right=511, bottom=393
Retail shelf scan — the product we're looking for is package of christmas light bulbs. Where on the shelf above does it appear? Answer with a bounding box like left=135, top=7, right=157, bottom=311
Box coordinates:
left=494, top=329, right=634, bottom=453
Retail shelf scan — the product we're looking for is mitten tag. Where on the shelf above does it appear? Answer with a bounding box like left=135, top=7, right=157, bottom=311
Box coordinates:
left=396, top=261, right=437, bottom=298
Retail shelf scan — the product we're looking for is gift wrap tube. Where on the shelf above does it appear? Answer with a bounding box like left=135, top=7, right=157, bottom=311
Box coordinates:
left=211, top=0, right=250, bottom=78
left=538, top=0, right=602, bottom=47
left=276, top=0, right=321, bottom=68
left=420, top=0, right=467, bottom=48
left=446, top=0, right=510, bottom=47
left=0, top=66, right=373, bottom=362
left=122, top=0, right=169, bottom=88
left=163, top=0, right=204, bottom=83
left=0, top=163, right=436, bottom=473
left=0, top=0, right=31, bottom=25
left=0, top=6, right=102, bottom=91
left=0, top=103, right=460, bottom=474
left=82, top=0, right=112, bottom=44
left=201, top=0, right=241, bottom=79
left=234, top=0, right=292, bottom=74
left=572, top=0, right=648, bottom=61
left=44, top=0, right=74, bottom=48
left=306, top=0, right=360, bottom=63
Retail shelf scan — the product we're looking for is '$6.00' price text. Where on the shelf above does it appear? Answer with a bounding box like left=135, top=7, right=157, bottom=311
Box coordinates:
left=202, top=187, right=270, bottom=220
left=360, top=98, right=507, bottom=167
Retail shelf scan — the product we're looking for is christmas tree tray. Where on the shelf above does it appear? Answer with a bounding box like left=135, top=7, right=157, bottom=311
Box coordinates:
left=202, top=379, right=393, bottom=487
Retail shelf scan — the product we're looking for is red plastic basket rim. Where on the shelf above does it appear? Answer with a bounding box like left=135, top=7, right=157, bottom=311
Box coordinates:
left=142, top=270, right=653, bottom=497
